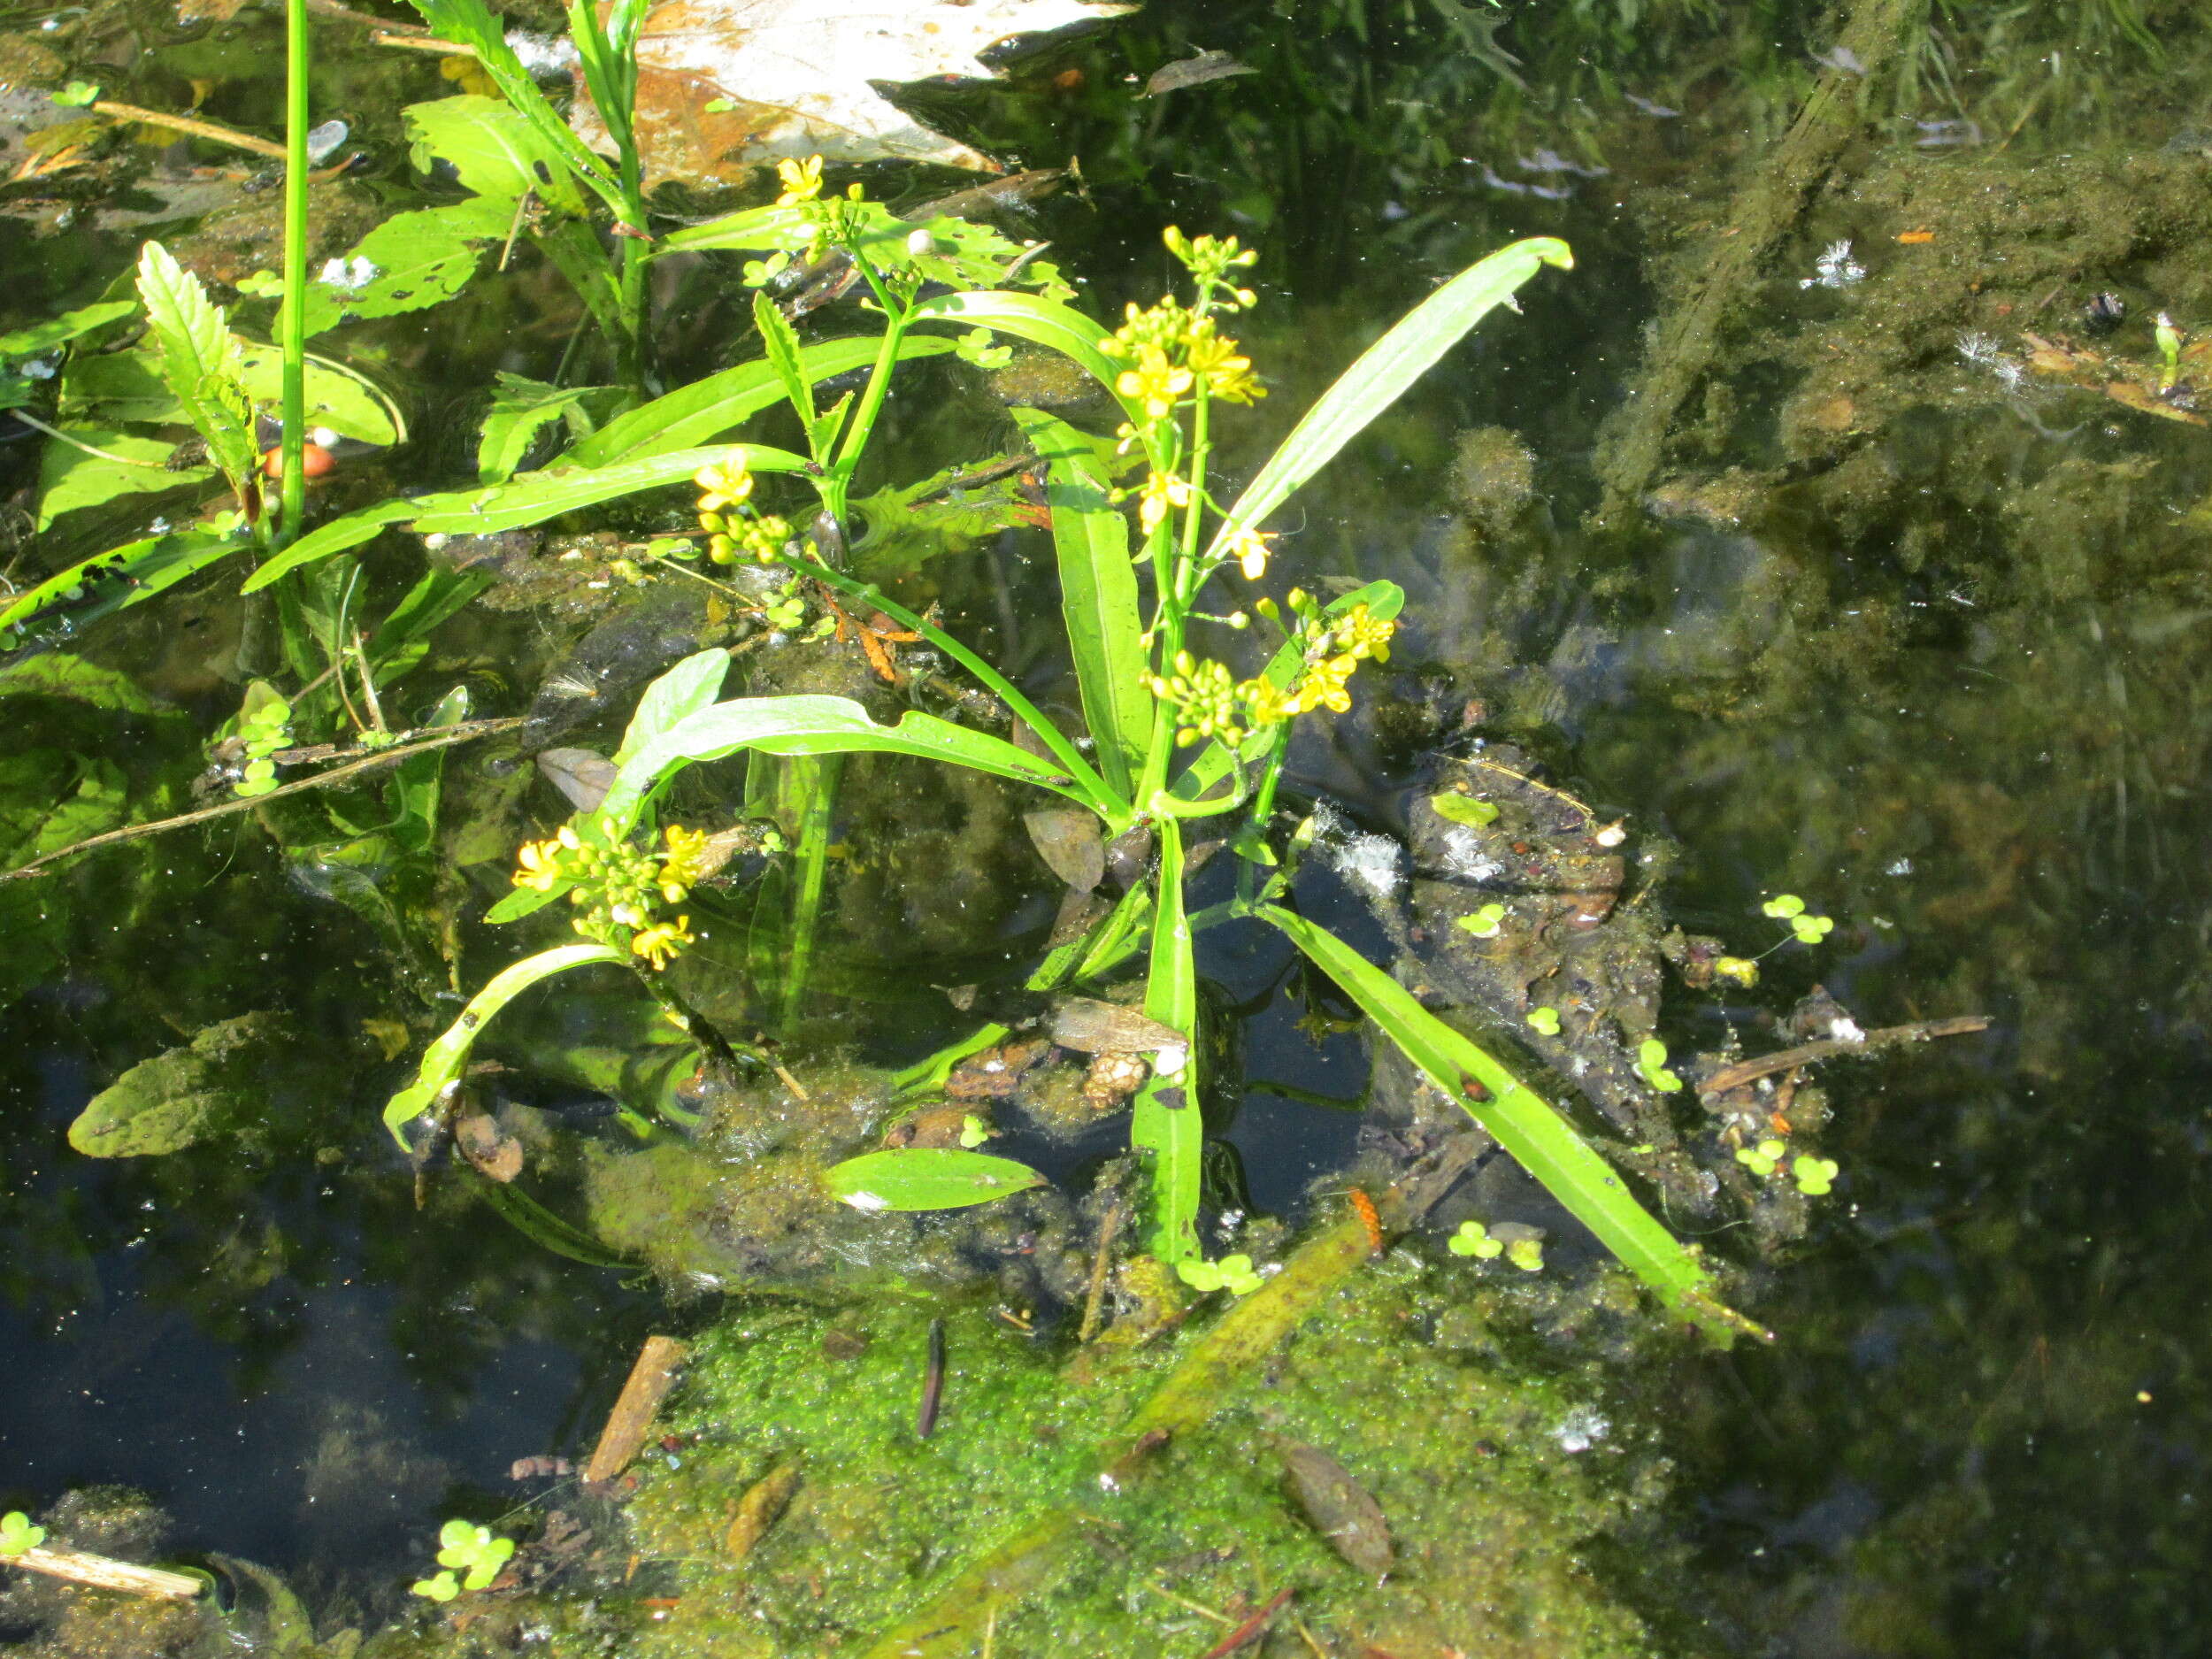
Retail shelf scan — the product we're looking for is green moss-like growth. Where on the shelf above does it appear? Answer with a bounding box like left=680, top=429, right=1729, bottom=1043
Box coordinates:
left=615, top=1259, right=1700, bottom=1657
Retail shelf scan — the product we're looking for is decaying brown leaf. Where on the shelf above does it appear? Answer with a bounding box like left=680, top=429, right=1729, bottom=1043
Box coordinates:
left=455, top=1112, right=524, bottom=1182
left=1049, top=995, right=1181, bottom=1055
left=726, top=1463, right=801, bottom=1559
left=1024, top=806, right=1105, bottom=892
left=572, top=0, right=1134, bottom=187
left=1141, top=50, right=1256, bottom=97
left=1277, top=1441, right=1393, bottom=1576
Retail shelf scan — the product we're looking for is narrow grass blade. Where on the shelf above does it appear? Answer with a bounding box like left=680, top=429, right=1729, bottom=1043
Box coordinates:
left=1259, top=904, right=1759, bottom=1347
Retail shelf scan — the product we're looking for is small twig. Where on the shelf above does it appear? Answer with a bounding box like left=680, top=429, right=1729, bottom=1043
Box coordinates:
left=1200, top=1588, right=1294, bottom=1657
left=916, top=1318, right=947, bottom=1438
left=1699, top=1016, right=1991, bottom=1097
left=1144, top=1578, right=1234, bottom=1625
left=372, top=29, right=472, bottom=54
left=498, top=188, right=538, bottom=273
left=1078, top=1196, right=1125, bottom=1343
left=3, top=1547, right=203, bottom=1601
left=4, top=410, right=169, bottom=470
left=0, top=718, right=524, bottom=882
left=90, top=100, right=287, bottom=160
left=350, top=628, right=388, bottom=733
left=583, top=1334, right=691, bottom=1486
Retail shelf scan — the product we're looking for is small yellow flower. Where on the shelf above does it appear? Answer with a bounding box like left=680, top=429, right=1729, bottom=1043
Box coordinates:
left=1293, top=654, right=1357, bottom=715
left=513, top=838, right=566, bottom=892
left=1115, top=343, right=1194, bottom=420
left=775, top=155, right=824, bottom=206
left=1223, top=526, right=1275, bottom=580
left=1330, top=603, right=1395, bottom=664
left=693, top=451, right=754, bottom=512
left=1137, top=469, right=1193, bottom=534
left=661, top=824, right=713, bottom=895
left=631, top=915, right=695, bottom=971
left=1186, top=325, right=1263, bottom=404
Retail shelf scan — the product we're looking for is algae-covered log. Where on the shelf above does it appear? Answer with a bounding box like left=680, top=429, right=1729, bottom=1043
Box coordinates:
left=1594, top=0, right=1929, bottom=518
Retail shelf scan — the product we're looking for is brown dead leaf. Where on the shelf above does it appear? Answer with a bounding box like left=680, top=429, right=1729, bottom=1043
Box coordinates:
left=572, top=0, right=1135, bottom=187
left=456, top=1113, right=525, bottom=1182
left=2102, top=380, right=2206, bottom=426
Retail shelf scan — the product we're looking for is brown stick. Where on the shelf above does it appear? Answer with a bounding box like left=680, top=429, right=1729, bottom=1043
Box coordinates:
left=584, top=1335, right=691, bottom=1486
left=1200, top=1588, right=1294, bottom=1658
left=89, top=101, right=288, bottom=161
left=372, top=30, right=472, bottom=55
left=1700, top=1016, right=1991, bottom=1097
left=0, top=718, right=525, bottom=883
left=1077, top=1196, right=1125, bottom=1343
left=4, top=1546, right=202, bottom=1601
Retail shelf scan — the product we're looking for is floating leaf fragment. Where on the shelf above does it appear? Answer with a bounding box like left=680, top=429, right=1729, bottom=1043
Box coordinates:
left=1141, top=50, right=1256, bottom=97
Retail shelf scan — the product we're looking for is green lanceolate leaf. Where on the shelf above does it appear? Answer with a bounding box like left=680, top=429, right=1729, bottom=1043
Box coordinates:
left=382, top=942, right=627, bottom=1148
left=1132, top=817, right=1202, bottom=1263
left=751, top=289, right=818, bottom=452
left=614, top=648, right=732, bottom=767
left=0, top=528, right=241, bottom=643
left=826, top=1148, right=1046, bottom=1212
left=0, top=299, right=135, bottom=362
left=135, top=242, right=257, bottom=485
left=404, top=95, right=588, bottom=214
left=598, top=693, right=1097, bottom=832
left=654, top=204, right=813, bottom=257
left=1209, top=237, right=1572, bottom=557
left=300, top=197, right=519, bottom=336
left=1010, top=407, right=1151, bottom=801
left=567, top=335, right=956, bottom=467
left=241, top=442, right=810, bottom=590
left=1256, top=904, right=1755, bottom=1347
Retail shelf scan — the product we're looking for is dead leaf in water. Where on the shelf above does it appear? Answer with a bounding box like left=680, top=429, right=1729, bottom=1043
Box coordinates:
left=1277, top=1441, right=1392, bottom=1576
left=1141, top=50, right=1256, bottom=97
left=456, top=1113, right=525, bottom=1182
left=571, top=0, right=1135, bottom=186
left=1023, top=806, right=1104, bottom=892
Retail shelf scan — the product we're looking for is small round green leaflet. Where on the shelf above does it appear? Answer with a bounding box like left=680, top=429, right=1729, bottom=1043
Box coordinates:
left=1762, top=894, right=1806, bottom=919
left=411, top=1572, right=459, bottom=1603
left=435, top=1520, right=514, bottom=1590
left=1736, top=1138, right=1787, bottom=1179
left=1177, top=1253, right=1263, bottom=1295
left=826, top=1148, right=1046, bottom=1212
left=1791, top=912, right=1836, bottom=944
left=1457, top=902, right=1507, bottom=939
left=0, top=1511, right=43, bottom=1557
left=1636, top=1038, right=1685, bottom=1093
left=1525, top=1006, right=1562, bottom=1036
left=1793, top=1155, right=1840, bottom=1196
left=1429, top=792, right=1500, bottom=827
left=1448, top=1221, right=1503, bottom=1260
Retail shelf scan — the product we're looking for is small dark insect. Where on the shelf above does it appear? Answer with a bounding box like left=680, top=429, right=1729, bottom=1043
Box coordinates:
left=1153, top=1086, right=1187, bottom=1111
left=2084, top=291, right=2126, bottom=335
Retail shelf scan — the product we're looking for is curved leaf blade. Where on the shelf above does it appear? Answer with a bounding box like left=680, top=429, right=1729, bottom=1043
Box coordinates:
left=1133, top=818, right=1202, bottom=1263
left=241, top=442, right=809, bottom=590
left=566, top=334, right=954, bottom=467
left=826, top=1148, right=1045, bottom=1212
left=1009, top=407, right=1149, bottom=800
left=1210, top=237, right=1571, bottom=552
left=1258, top=903, right=1757, bottom=1347
left=599, top=694, right=1096, bottom=829
left=615, top=647, right=731, bottom=767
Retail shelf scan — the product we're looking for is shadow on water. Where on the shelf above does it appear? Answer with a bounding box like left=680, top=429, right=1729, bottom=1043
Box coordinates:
left=4, top=0, right=2212, bottom=1649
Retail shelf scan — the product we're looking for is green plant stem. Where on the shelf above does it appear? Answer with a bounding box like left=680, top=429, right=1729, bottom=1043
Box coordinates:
left=277, top=0, right=311, bottom=543
left=825, top=268, right=911, bottom=523
left=778, top=753, right=840, bottom=1031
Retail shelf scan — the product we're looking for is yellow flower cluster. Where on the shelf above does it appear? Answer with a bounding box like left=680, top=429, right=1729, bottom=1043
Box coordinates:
left=511, top=818, right=702, bottom=972
left=1137, top=469, right=1193, bottom=534
left=692, top=451, right=792, bottom=565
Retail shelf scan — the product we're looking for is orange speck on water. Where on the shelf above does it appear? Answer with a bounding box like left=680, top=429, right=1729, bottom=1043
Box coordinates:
left=1349, top=1187, right=1384, bottom=1256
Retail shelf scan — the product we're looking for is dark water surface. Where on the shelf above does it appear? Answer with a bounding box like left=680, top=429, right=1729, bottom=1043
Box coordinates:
left=5, top=0, right=2212, bottom=1652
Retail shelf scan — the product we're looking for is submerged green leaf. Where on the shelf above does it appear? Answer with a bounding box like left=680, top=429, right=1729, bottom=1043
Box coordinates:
left=300, top=197, right=518, bottom=336
left=405, top=94, right=587, bottom=213
left=614, top=648, right=732, bottom=768
left=35, top=426, right=204, bottom=532
left=826, top=1148, right=1046, bottom=1211
left=0, top=300, right=135, bottom=362
left=476, top=373, right=608, bottom=484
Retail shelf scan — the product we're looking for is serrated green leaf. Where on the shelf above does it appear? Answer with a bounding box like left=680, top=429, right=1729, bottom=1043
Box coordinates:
left=404, top=95, right=586, bottom=214
left=751, top=289, right=818, bottom=451
left=825, top=1148, right=1045, bottom=1211
left=477, top=373, right=607, bottom=484
left=135, top=242, right=255, bottom=484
